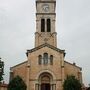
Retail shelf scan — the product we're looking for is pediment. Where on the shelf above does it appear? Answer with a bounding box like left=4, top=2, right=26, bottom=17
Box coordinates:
left=26, top=43, right=65, bottom=57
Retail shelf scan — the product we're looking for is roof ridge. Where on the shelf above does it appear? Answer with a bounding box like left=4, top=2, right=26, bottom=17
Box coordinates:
left=26, top=43, right=65, bottom=56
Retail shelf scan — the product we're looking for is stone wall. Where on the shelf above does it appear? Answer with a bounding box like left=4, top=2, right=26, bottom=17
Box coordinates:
left=0, top=83, right=7, bottom=90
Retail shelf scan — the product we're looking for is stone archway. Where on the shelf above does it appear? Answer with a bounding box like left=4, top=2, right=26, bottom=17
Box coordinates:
left=36, top=72, right=56, bottom=90
left=40, top=73, right=51, bottom=90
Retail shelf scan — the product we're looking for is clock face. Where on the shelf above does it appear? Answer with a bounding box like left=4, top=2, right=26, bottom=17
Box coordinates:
left=42, top=4, right=49, bottom=12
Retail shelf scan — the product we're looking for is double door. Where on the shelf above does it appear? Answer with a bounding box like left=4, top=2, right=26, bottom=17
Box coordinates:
left=41, top=83, right=50, bottom=90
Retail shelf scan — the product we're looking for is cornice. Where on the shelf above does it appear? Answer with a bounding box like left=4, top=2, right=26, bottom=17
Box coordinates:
left=36, top=13, right=56, bottom=15
left=26, top=43, right=65, bottom=57
left=10, top=61, right=28, bottom=69
left=36, top=1, right=56, bottom=3
left=64, top=60, right=82, bottom=70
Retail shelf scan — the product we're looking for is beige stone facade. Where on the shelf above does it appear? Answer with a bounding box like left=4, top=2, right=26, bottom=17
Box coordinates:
left=10, top=0, right=82, bottom=90
left=0, top=83, right=7, bottom=90
left=10, top=44, right=82, bottom=90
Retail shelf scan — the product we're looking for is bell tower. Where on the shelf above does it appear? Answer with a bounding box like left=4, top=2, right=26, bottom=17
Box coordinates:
left=35, top=0, right=57, bottom=47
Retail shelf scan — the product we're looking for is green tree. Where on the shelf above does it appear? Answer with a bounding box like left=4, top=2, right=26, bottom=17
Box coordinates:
left=0, top=58, right=4, bottom=83
left=8, top=75, right=27, bottom=90
left=63, top=75, right=82, bottom=90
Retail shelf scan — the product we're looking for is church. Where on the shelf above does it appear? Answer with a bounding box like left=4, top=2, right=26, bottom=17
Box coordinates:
left=10, top=0, right=82, bottom=90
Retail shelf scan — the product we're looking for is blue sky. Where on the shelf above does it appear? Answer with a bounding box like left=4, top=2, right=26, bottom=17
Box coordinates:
left=0, top=0, right=90, bottom=86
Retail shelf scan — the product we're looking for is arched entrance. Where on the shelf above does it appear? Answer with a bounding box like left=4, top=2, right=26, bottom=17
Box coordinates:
left=38, top=72, right=53, bottom=90
left=41, top=75, right=50, bottom=90
left=36, top=71, right=56, bottom=90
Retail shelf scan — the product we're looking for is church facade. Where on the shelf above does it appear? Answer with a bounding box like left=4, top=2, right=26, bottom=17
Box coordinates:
left=10, top=0, right=82, bottom=90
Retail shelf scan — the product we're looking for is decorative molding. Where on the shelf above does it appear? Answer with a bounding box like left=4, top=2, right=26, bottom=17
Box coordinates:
left=29, top=79, right=37, bottom=81
left=61, top=66, right=64, bottom=68
left=27, top=63, right=30, bottom=68
left=36, top=69, right=56, bottom=80
left=64, top=61, right=82, bottom=70
left=55, top=79, right=62, bottom=81
left=36, top=1, right=56, bottom=3
left=35, top=32, right=39, bottom=35
left=10, top=61, right=27, bottom=69
left=26, top=43, right=65, bottom=56
left=36, top=13, right=56, bottom=15
left=52, top=32, right=57, bottom=35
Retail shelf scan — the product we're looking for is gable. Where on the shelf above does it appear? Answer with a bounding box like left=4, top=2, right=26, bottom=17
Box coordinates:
left=26, top=43, right=65, bottom=57
left=10, top=61, right=27, bottom=69
left=64, top=61, right=82, bottom=70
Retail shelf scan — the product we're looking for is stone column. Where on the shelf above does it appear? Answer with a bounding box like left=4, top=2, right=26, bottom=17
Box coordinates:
left=61, top=54, right=65, bottom=90
left=52, top=32, right=57, bottom=47
left=35, top=32, right=39, bottom=47
left=26, top=62, right=30, bottom=90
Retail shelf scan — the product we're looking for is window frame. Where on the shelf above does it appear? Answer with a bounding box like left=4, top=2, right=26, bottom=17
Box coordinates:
left=47, top=19, right=51, bottom=32
left=41, top=19, right=45, bottom=32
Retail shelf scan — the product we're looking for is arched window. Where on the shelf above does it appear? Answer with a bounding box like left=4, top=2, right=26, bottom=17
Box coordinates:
left=43, top=53, right=48, bottom=64
left=47, top=19, right=51, bottom=32
left=50, top=55, right=53, bottom=65
left=41, top=19, right=45, bottom=32
left=38, top=55, right=42, bottom=65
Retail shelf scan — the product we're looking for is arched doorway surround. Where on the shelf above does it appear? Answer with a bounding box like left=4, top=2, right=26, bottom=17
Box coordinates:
left=39, top=72, right=52, bottom=90
left=35, top=70, right=56, bottom=90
